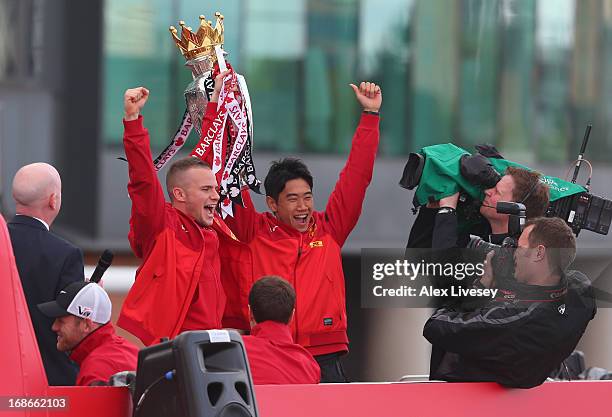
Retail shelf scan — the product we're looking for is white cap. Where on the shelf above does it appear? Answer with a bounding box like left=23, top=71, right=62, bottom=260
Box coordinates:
left=38, top=282, right=112, bottom=324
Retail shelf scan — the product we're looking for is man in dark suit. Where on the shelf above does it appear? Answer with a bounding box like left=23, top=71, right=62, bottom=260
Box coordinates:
left=8, top=162, right=84, bottom=386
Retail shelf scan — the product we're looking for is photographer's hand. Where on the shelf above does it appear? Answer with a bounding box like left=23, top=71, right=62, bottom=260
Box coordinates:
left=427, top=192, right=459, bottom=209
left=478, top=251, right=495, bottom=288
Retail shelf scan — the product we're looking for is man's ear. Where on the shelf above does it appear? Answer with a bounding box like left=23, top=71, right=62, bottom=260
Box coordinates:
left=266, top=196, right=278, bottom=213
left=80, top=318, right=96, bottom=333
left=248, top=305, right=256, bottom=329
left=288, top=308, right=295, bottom=324
left=172, top=186, right=186, bottom=202
left=49, top=193, right=58, bottom=210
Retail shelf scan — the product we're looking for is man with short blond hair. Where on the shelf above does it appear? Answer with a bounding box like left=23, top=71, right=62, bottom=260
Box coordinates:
left=117, top=84, right=232, bottom=345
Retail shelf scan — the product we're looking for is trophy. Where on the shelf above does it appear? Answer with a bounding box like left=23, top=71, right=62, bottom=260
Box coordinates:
left=169, top=13, right=223, bottom=137
left=155, top=12, right=260, bottom=216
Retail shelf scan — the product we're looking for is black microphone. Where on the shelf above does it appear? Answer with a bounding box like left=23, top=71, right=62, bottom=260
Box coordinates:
left=89, top=249, right=114, bottom=283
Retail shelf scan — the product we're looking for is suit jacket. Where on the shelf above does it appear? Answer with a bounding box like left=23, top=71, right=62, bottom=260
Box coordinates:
left=8, top=215, right=84, bottom=385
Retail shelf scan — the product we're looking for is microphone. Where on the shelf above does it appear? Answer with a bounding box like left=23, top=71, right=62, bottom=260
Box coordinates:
left=89, top=249, right=114, bottom=283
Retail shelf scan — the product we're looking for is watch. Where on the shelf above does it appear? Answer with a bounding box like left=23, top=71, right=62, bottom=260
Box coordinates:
left=437, top=207, right=456, bottom=215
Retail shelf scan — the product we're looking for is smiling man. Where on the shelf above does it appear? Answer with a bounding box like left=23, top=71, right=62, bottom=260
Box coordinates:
left=38, top=282, right=138, bottom=386
left=222, top=81, right=382, bottom=382
left=116, top=87, right=228, bottom=345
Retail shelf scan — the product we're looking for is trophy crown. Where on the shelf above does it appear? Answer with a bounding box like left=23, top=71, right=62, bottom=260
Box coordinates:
left=169, top=12, right=224, bottom=61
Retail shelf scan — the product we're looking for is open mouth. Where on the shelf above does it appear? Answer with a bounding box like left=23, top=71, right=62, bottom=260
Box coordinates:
left=294, top=214, right=309, bottom=225
left=204, top=204, right=216, bottom=216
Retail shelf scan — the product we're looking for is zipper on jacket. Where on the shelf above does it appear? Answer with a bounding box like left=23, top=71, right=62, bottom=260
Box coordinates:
left=293, top=236, right=303, bottom=342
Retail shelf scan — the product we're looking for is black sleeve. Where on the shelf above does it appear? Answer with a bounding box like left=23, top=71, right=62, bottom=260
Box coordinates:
left=55, top=246, right=85, bottom=295
left=432, top=212, right=459, bottom=249
left=423, top=303, right=536, bottom=358
left=407, top=207, right=436, bottom=248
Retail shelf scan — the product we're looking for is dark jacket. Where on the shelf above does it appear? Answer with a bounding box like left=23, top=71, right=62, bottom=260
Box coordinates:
left=423, top=270, right=596, bottom=388
left=8, top=215, right=84, bottom=385
left=407, top=207, right=497, bottom=249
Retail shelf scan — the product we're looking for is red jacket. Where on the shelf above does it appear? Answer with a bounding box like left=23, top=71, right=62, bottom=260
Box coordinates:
left=70, top=323, right=139, bottom=386
left=118, top=116, right=232, bottom=345
left=242, top=321, right=320, bottom=384
left=222, top=108, right=380, bottom=356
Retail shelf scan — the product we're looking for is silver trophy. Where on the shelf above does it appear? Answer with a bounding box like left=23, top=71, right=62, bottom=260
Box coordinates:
left=170, top=13, right=253, bottom=140
left=184, top=55, right=215, bottom=136
left=168, top=12, right=258, bottom=213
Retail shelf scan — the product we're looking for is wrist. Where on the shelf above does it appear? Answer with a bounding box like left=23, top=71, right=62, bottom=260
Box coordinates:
left=124, top=112, right=139, bottom=121
left=363, top=109, right=379, bottom=115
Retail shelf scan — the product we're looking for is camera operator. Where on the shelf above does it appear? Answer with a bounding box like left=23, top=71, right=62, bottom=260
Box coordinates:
left=423, top=217, right=596, bottom=388
left=407, top=166, right=549, bottom=249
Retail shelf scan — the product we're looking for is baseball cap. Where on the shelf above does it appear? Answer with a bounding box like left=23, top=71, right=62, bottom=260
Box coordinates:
left=37, top=281, right=112, bottom=324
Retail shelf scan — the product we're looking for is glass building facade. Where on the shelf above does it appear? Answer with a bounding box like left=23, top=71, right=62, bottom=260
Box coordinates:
left=100, top=0, right=612, bottom=163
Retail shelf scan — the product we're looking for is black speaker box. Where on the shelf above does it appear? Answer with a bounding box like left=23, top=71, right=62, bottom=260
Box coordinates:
left=133, top=330, right=258, bottom=417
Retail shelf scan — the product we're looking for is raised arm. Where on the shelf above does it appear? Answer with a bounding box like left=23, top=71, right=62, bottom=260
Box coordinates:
left=122, top=87, right=166, bottom=257
left=324, top=82, right=382, bottom=246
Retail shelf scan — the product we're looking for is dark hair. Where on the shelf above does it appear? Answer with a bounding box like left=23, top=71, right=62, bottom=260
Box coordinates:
left=166, top=157, right=211, bottom=201
left=506, top=166, right=550, bottom=219
left=248, top=276, right=295, bottom=324
left=264, top=158, right=313, bottom=201
left=525, top=217, right=576, bottom=275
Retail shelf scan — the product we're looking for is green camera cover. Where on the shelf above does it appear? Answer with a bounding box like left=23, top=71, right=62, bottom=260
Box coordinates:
left=413, top=143, right=586, bottom=207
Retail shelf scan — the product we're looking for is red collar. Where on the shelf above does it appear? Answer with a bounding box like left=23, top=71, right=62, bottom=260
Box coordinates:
left=250, top=321, right=293, bottom=343
left=69, top=323, right=115, bottom=365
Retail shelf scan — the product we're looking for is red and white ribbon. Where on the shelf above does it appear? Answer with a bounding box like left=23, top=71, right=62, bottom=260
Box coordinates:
left=152, top=110, right=193, bottom=171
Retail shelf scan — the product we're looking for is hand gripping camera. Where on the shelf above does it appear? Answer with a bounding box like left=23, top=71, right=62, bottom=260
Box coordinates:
left=467, top=202, right=525, bottom=282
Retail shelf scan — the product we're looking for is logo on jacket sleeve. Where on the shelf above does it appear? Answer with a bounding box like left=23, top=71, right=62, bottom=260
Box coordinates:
left=309, top=240, right=324, bottom=248
left=323, top=317, right=333, bottom=326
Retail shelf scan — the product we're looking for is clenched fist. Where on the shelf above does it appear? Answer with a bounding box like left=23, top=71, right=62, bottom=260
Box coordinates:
left=124, top=87, right=150, bottom=121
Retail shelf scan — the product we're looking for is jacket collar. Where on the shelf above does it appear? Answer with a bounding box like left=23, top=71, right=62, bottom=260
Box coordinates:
left=250, top=320, right=294, bottom=343
left=69, top=323, right=115, bottom=365
left=495, top=274, right=568, bottom=304
left=10, top=214, right=49, bottom=231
